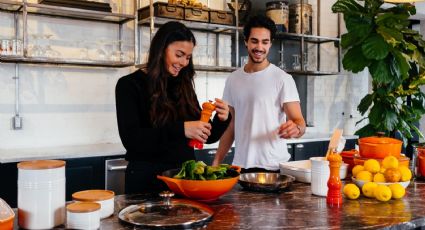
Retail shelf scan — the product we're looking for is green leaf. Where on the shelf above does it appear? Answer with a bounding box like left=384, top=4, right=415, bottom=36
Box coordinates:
left=411, top=125, right=425, bottom=140
left=369, top=59, right=392, bottom=84
left=343, top=46, right=371, bottom=72
left=392, top=50, right=410, bottom=79
left=344, top=14, right=373, bottom=35
left=354, top=124, right=377, bottom=138
left=332, top=0, right=365, bottom=14
left=384, top=110, right=398, bottom=131
left=368, top=102, right=386, bottom=125
left=376, top=26, right=403, bottom=42
left=341, top=32, right=361, bottom=49
left=362, top=34, right=390, bottom=60
left=358, top=94, right=374, bottom=114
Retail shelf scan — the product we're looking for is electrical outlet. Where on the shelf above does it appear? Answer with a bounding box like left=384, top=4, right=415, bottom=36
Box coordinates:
left=12, top=116, right=22, bottom=130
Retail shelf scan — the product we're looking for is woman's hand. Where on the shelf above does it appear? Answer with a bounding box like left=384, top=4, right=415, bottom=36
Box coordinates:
left=214, top=98, right=229, bottom=121
left=184, top=121, right=212, bottom=143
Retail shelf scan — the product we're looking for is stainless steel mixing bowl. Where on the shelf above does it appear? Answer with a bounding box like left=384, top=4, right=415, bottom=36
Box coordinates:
left=238, top=173, right=295, bottom=192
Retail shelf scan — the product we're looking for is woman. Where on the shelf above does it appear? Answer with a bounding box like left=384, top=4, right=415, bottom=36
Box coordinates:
left=115, top=21, right=231, bottom=194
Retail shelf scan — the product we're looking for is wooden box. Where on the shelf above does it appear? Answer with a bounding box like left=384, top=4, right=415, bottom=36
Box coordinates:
left=138, top=2, right=184, bottom=21
left=209, top=10, right=234, bottom=26
left=184, top=6, right=209, bottom=23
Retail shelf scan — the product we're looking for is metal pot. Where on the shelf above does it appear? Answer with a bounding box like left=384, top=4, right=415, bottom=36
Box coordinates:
left=358, top=136, right=402, bottom=159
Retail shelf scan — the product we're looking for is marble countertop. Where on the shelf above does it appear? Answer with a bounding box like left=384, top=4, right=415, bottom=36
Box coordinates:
left=0, top=133, right=358, bottom=163
left=100, top=180, right=425, bottom=230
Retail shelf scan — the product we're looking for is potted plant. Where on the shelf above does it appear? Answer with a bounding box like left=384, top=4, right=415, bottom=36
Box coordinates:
left=332, top=0, right=425, bottom=144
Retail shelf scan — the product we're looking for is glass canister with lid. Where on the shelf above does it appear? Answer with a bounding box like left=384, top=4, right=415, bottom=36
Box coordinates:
left=266, top=1, right=289, bottom=32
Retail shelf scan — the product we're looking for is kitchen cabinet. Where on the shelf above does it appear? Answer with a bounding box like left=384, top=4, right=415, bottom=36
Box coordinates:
left=0, top=0, right=136, bottom=67
left=195, top=147, right=235, bottom=165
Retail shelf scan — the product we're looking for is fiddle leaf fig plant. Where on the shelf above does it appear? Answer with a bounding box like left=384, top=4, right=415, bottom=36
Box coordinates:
left=332, top=0, right=425, bottom=144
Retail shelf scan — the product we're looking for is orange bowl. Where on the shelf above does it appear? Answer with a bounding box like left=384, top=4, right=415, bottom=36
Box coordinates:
left=157, top=165, right=241, bottom=201
left=341, top=149, right=358, bottom=173
left=353, top=154, right=410, bottom=168
left=358, top=136, right=402, bottom=158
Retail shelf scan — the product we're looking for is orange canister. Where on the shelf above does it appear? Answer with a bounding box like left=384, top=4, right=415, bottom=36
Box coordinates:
left=358, top=136, right=402, bottom=158
left=413, top=143, right=425, bottom=179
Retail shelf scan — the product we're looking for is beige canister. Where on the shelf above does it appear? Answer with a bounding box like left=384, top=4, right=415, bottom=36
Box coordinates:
left=18, top=160, right=66, bottom=229
left=72, top=190, right=115, bottom=219
left=289, top=3, right=313, bottom=34
left=266, top=1, right=289, bottom=32
left=66, top=202, right=101, bottom=230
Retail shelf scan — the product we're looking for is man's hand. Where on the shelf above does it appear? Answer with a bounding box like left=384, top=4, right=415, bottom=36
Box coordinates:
left=278, top=120, right=302, bottom=139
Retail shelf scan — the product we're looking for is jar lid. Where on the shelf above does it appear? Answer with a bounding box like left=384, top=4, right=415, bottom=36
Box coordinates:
left=266, top=1, right=289, bottom=6
left=118, top=191, right=214, bottom=228
left=359, top=136, right=402, bottom=145
left=72, top=190, right=115, bottom=201
left=17, top=160, right=65, bottom=170
left=67, top=202, right=101, bottom=213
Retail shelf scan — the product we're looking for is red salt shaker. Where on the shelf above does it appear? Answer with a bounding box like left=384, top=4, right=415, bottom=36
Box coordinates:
left=188, top=101, right=216, bottom=149
left=326, top=149, right=343, bottom=206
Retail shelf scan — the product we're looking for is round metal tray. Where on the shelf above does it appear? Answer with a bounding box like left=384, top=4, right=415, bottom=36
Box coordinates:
left=238, top=173, right=295, bottom=192
left=118, top=191, right=214, bottom=229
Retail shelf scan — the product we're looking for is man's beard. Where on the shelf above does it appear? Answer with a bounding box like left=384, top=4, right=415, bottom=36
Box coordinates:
left=248, top=50, right=267, bottom=64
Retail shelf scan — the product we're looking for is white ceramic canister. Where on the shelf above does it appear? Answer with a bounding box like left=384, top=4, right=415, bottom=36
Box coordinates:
left=66, top=202, right=101, bottom=230
left=18, top=160, right=66, bottom=229
left=72, top=190, right=115, bottom=219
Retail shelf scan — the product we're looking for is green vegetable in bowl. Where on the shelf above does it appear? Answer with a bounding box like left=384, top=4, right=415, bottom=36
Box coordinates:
left=173, top=160, right=239, bottom=180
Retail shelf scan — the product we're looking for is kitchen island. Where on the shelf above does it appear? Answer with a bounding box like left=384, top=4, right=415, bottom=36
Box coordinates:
left=97, top=180, right=425, bottom=229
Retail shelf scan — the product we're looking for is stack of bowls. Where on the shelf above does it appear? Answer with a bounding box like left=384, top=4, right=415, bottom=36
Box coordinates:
left=353, top=136, right=408, bottom=167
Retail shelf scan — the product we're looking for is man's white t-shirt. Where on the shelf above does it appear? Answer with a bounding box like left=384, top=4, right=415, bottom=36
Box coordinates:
left=222, top=63, right=300, bottom=170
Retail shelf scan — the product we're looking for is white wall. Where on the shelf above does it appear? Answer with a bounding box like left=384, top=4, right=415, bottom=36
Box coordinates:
left=0, top=0, right=370, bottom=151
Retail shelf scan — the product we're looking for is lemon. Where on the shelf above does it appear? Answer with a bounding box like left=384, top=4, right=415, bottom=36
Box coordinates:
left=356, top=170, right=373, bottom=182
left=398, top=166, right=412, bottom=182
left=364, top=159, right=381, bottom=173
left=373, top=173, right=386, bottom=183
left=343, top=184, right=360, bottom=199
left=352, top=165, right=364, bottom=177
left=362, top=182, right=378, bottom=198
left=382, top=156, right=399, bottom=169
left=374, top=185, right=392, bottom=202
left=380, top=167, right=386, bottom=174
left=388, top=183, right=406, bottom=199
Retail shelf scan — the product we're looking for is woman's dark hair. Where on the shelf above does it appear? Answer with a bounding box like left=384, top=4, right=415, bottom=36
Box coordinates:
left=146, top=21, right=199, bottom=127
left=243, top=15, right=276, bottom=41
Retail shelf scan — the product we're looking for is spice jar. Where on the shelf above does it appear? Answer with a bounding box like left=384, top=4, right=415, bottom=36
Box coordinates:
left=66, top=202, right=101, bottom=230
left=72, top=190, right=115, bottom=219
left=266, top=1, right=289, bottom=32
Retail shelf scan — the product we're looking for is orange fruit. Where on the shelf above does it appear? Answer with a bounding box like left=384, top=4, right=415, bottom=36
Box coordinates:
left=384, top=168, right=401, bottom=183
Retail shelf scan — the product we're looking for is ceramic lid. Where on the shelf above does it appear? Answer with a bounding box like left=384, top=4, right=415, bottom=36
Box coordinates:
left=67, top=202, right=101, bottom=213
left=118, top=191, right=214, bottom=228
left=72, top=190, right=115, bottom=201
left=17, top=160, right=65, bottom=170
left=359, top=136, right=402, bottom=144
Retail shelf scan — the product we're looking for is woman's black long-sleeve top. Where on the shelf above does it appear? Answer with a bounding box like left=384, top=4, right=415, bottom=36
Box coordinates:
left=115, top=69, right=231, bottom=164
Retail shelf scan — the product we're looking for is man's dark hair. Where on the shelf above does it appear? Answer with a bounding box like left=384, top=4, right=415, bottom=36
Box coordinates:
left=243, top=15, right=277, bottom=41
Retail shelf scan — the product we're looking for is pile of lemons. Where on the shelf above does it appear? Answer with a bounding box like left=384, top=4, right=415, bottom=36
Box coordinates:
left=343, top=156, right=412, bottom=201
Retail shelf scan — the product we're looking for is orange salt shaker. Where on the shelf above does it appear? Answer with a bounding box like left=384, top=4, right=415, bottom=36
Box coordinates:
left=188, top=101, right=216, bottom=149
left=326, top=149, right=343, bottom=206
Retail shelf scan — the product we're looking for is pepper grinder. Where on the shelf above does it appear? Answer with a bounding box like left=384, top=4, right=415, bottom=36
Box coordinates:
left=188, top=101, right=216, bottom=149
left=326, top=148, right=343, bottom=206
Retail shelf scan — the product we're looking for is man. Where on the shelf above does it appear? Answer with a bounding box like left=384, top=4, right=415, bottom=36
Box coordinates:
left=212, top=15, right=306, bottom=172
